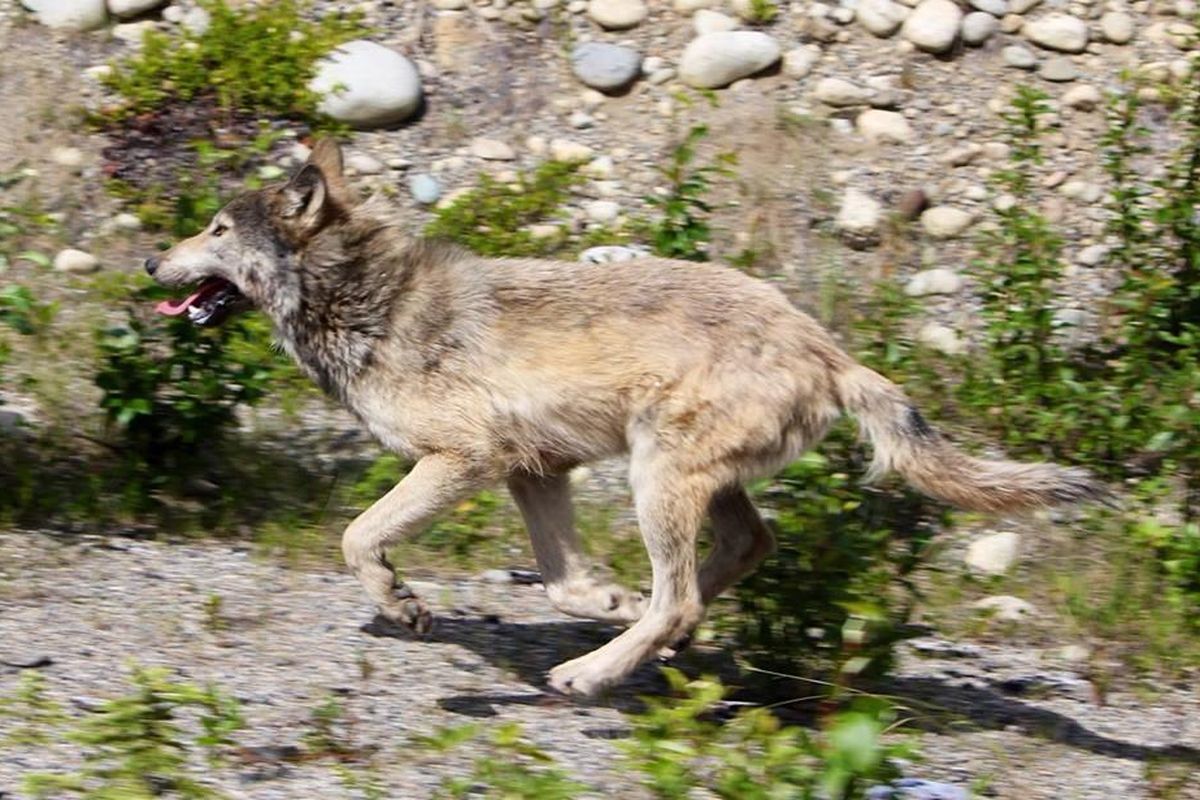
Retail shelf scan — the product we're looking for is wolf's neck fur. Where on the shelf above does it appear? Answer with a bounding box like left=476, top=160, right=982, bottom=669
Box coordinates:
left=270, top=208, right=411, bottom=400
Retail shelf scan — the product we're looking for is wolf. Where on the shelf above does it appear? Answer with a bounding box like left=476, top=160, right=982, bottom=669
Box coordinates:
left=146, top=139, right=1104, bottom=696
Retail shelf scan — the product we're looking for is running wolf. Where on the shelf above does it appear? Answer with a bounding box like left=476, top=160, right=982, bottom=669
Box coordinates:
left=145, top=139, right=1103, bottom=696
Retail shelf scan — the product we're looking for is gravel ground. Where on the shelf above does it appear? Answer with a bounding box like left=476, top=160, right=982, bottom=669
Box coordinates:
left=1, top=530, right=1198, bottom=799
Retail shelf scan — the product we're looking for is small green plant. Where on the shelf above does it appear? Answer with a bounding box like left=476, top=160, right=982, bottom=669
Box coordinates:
left=957, top=86, right=1079, bottom=455
left=23, top=666, right=243, bottom=800
left=93, top=311, right=279, bottom=496
left=417, top=722, right=587, bottom=799
left=742, top=0, right=780, bottom=24
left=735, top=428, right=945, bottom=678
left=642, top=124, right=737, bottom=261
left=424, top=160, right=587, bottom=257
left=624, top=669, right=910, bottom=800
left=202, top=594, right=226, bottom=632
left=101, top=0, right=367, bottom=123
left=0, top=670, right=65, bottom=745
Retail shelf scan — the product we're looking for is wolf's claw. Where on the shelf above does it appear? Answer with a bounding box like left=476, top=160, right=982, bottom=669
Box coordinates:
left=381, top=591, right=433, bottom=634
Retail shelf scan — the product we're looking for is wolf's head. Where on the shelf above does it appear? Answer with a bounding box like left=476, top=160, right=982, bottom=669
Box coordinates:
left=146, top=138, right=350, bottom=326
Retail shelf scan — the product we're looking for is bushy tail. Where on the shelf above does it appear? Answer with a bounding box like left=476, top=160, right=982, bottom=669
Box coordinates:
left=834, top=365, right=1106, bottom=512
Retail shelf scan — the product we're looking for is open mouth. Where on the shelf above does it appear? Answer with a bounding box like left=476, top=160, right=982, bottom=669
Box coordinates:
left=155, top=277, right=244, bottom=326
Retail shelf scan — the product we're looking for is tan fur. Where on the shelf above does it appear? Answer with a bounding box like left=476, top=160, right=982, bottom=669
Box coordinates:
left=150, top=140, right=1105, bottom=697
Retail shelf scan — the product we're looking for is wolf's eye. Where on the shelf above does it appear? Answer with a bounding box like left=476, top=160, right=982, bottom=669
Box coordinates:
left=212, top=222, right=228, bottom=237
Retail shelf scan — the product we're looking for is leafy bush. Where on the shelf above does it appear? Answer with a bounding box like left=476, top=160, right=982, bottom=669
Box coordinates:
left=734, top=428, right=945, bottom=678
left=101, top=0, right=366, bottom=122
left=22, top=666, right=243, bottom=800
left=417, top=722, right=586, bottom=799
left=0, top=671, right=64, bottom=746
left=625, top=669, right=910, bottom=800
left=94, top=311, right=280, bottom=492
left=642, top=123, right=736, bottom=261
left=424, top=160, right=587, bottom=257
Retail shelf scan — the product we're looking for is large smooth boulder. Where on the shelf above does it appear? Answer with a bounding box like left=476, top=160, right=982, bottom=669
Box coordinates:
left=902, top=0, right=963, bottom=53
left=310, top=40, right=422, bottom=129
left=678, top=31, right=781, bottom=89
left=24, top=0, right=107, bottom=30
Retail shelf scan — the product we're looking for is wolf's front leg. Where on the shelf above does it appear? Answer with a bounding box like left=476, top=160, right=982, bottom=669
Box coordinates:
left=342, top=453, right=489, bottom=632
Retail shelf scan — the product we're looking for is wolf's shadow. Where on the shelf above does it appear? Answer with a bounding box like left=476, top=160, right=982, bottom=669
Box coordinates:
left=365, top=613, right=1200, bottom=766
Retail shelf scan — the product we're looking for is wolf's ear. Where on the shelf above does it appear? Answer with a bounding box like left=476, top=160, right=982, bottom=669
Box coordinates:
left=279, top=164, right=329, bottom=228
left=307, top=138, right=344, bottom=179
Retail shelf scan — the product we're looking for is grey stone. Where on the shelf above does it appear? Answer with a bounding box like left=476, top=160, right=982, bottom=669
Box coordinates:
left=571, top=42, right=641, bottom=92
left=962, top=11, right=999, bottom=44
left=1003, top=44, right=1038, bottom=68
left=409, top=174, right=442, bottom=205
left=1040, top=56, right=1079, bottom=81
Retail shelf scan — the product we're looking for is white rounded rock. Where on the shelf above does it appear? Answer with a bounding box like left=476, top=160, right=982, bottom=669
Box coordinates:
left=24, top=0, right=107, bottom=30
left=857, top=109, right=913, bottom=144
left=905, top=268, right=963, bottom=296
left=693, top=8, right=738, bottom=34
left=1024, top=13, right=1089, bottom=52
left=53, top=248, right=99, bottom=274
left=921, top=206, right=974, bottom=238
left=678, top=31, right=781, bottom=89
left=902, top=0, right=963, bottom=53
left=966, top=531, right=1022, bottom=575
left=587, top=0, right=647, bottom=29
left=962, top=11, right=999, bottom=45
left=858, top=0, right=906, bottom=37
left=783, top=45, right=821, bottom=78
left=814, top=77, right=873, bottom=106
left=107, top=0, right=165, bottom=19
left=917, top=322, right=966, bottom=355
left=311, top=40, right=422, bottom=129
left=1100, top=11, right=1134, bottom=44
left=835, top=188, right=882, bottom=242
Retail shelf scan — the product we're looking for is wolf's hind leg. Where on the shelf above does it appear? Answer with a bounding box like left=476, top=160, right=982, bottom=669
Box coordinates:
left=508, top=470, right=646, bottom=624
left=343, top=453, right=488, bottom=632
left=699, top=487, right=776, bottom=603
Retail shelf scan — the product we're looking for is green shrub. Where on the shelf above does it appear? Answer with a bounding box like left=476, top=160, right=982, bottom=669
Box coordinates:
left=733, top=428, right=945, bottom=679
left=417, top=722, right=586, bottom=799
left=94, top=311, right=280, bottom=494
left=956, top=86, right=1081, bottom=457
left=0, top=671, right=65, bottom=746
left=101, top=0, right=366, bottom=122
left=424, top=160, right=587, bottom=257
left=624, top=669, right=910, bottom=800
left=22, top=666, right=243, bottom=800
left=642, top=124, right=736, bottom=261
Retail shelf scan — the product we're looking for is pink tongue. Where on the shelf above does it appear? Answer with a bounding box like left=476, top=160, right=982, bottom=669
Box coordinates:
left=155, top=278, right=225, bottom=316
left=156, top=289, right=207, bottom=316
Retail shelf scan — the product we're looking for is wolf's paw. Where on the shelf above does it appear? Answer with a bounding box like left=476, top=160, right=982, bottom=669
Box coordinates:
left=656, top=633, right=693, bottom=662
left=547, top=580, right=647, bottom=624
left=380, top=590, right=433, bottom=634
left=547, top=653, right=615, bottom=698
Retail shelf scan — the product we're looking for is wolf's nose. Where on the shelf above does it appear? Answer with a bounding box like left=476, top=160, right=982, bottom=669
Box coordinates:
left=144, top=256, right=160, bottom=276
